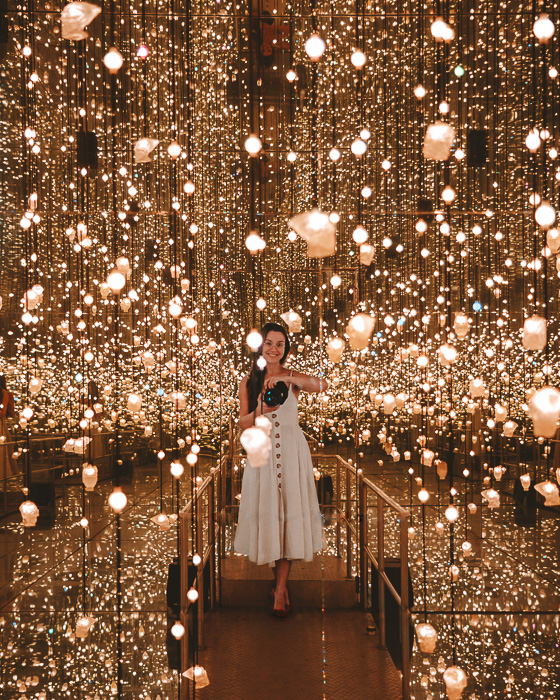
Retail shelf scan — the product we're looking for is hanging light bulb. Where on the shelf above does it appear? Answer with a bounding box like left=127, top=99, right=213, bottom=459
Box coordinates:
left=430, top=17, right=455, bottom=42
left=108, top=487, right=127, bottom=513
left=418, top=488, right=430, bottom=503
left=20, top=500, right=39, bottom=527
left=304, top=33, right=326, bottom=61
left=329, top=147, right=341, bottom=162
left=171, top=621, right=185, bottom=639
left=525, top=128, right=541, bottom=152
left=352, top=226, right=368, bottom=244
left=183, top=179, right=195, bottom=194
left=170, top=461, right=184, bottom=478
left=286, top=69, right=297, bottom=82
left=350, top=49, right=366, bottom=68
left=107, top=269, right=126, bottom=293
left=245, top=231, right=266, bottom=253
left=168, top=297, right=183, bottom=318
left=441, top=185, right=456, bottom=203
left=444, top=504, right=459, bottom=522
left=533, top=13, right=555, bottom=43
left=103, top=47, right=124, bottom=73
left=137, top=44, right=149, bottom=58
left=351, top=138, right=367, bottom=156
left=330, top=274, right=342, bottom=288
left=414, top=84, right=426, bottom=98
left=244, top=134, right=262, bottom=156
left=167, top=141, right=181, bottom=159
left=246, top=330, right=263, bottom=351
left=535, top=201, right=556, bottom=229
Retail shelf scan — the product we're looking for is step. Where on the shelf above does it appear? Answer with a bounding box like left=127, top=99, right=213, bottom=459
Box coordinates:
left=220, top=553, right=356, bottom=608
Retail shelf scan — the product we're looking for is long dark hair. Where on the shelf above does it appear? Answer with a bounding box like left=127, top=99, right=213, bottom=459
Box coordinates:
left=246, top=322, right=290, bottom=412
left=0, top=375, right=7, bottom=392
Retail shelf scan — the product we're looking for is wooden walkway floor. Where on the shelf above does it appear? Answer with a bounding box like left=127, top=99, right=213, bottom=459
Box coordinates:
left=197, top=607, right=403, bottom=700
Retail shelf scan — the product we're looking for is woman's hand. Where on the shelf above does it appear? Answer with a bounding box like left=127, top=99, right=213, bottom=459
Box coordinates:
left=263, top=374, right=291, bottom=391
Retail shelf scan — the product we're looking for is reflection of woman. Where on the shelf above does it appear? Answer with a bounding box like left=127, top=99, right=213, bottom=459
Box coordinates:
left=0, top=375, right=16, bottom=480
left=234, top=323, right=328, bottom=617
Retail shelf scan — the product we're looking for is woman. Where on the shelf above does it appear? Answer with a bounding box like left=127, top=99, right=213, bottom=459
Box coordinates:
left=0, top=375, right=16, bottom=480
left=234, top=322, right=328, bottom=617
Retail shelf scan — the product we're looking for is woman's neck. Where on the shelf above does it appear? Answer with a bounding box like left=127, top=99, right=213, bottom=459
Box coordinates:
left=264, top=362, right=281, bottom=376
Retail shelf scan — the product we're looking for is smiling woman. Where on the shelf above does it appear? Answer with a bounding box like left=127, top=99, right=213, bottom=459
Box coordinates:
left=235, top=322, right=328, bottom=617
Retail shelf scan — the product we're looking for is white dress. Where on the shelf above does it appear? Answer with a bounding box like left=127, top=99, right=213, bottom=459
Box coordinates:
left=234, top=385, right=323, bottom=566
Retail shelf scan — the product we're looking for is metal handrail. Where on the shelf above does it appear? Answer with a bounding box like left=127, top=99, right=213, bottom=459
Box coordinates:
left=332, top=456, right=410, bottom=700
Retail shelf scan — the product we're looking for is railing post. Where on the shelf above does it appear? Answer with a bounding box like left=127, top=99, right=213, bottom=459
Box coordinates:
left=377, top=495, right=386, bottom=649
left=196, top=490, right=205, bottom=650
left=179, top=511, right=190, bottom=700
left=400, top=513, right=410, bottom=700
left=345, top=464, right=352, bottom=579
left=335, top=457, right=341, bottom=558
left=209, top=477, right=216, bottom=610
left=359, top=473, right=367, bottom=608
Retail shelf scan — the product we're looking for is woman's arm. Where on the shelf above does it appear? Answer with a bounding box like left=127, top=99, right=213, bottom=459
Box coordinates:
left=264, top=371, right=329, bottom=394
left=238, top=376, right=275, bottom=431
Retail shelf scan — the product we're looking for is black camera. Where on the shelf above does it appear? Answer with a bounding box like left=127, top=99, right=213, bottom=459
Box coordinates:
left=263, top=381, right=289, bottom=407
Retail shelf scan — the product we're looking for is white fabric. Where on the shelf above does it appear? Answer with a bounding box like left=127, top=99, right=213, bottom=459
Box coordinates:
left=234, top=387, right=323, bottom=566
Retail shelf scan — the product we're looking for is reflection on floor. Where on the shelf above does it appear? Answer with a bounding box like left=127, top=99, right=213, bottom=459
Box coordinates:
left=1, top=451, right=559, bottom=698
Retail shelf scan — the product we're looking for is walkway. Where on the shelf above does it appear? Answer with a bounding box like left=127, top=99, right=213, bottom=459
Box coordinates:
left=198, top=608, right=402, bottom=700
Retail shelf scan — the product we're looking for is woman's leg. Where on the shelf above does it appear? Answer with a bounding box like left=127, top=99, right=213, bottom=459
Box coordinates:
left=273, top=558, right=291, bottom=611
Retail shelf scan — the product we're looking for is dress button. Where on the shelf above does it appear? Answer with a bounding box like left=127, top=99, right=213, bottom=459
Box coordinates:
left=278, top=473, right=282, bottom=478
left=276, top=454, right=281, bottom=458
left=272, top=414, right=277, bottom=419
left=276, top=443, right=280, bottom=448
left=275, top=422, right=279, bottom=427
left=277, top=464, right=281, bottom=468
left=275, top=433, right=280, bottom=438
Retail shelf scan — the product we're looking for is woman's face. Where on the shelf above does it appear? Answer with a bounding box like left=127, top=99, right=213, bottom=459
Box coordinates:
left=262, top=331, right=286, bottom=365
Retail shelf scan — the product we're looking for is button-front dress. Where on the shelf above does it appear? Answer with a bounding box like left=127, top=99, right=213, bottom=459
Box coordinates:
left=234, top=384, right=323, bottom=566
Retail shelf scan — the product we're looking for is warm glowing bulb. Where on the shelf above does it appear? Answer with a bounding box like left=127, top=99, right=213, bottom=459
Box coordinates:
left=525, top=128, right=541, bottom=152
left=329, top=147, right=341, bottom=162
left=244, top=134, right=262, bottom=156
left=108, top=487, right=127, bottom=513
left=350, top=49, right=366, bottom=68
left=103, top=47, right=124, bottom=73
left=286, top=69, right=297, bottom=82
left=167, top=141, right=181, bottom=158
left=245, top=232, right=266, bottom=253
left=535, top=201, right=556, bottom=229
left=414, top=84, right=426, bottom=98
left=187, top=588, right=199, bottom=602
left=246, top=330, right=263, bottom=350
left=351, top=139, right=367, bottom=156
left=137, top=44, right=149, bottom=58
left=171, top=621, right=185, bottom=639
left=418, top=488, right=430, bottom=503
left=183, top=179, right=195, bottom=194
left=330, top=275, right=342, bottom=288
left=256, top=297, right=266, bottom=310
left=107, top=270, right=126, bottom=293
left=304, top=33, right=326, bottom=61
left=534, top=13, right=555, bottom=43
left=441, top=185, right=456, bottom=203
left=431, top=17, right=455, bottom=42
left=170, top=461, right=184, bottom=478
left=445, top=504, right=459, bottom=522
